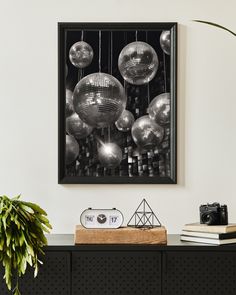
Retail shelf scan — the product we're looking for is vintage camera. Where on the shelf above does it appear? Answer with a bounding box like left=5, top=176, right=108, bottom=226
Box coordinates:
left=200, top=203, right=228, bottom=225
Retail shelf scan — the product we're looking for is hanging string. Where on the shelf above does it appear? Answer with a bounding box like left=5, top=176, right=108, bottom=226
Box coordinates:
left=108, top=31, right=113, bottom=143
left=77, top=31, right=85, bottom=82
left=124, top=31, right=127, bottom=44
left=78, top=67, right=84, bottom=82
left=99, top=30, right=102, bottom=72
left=163, top=51, right=167, bottom=93
left=135, top=30, right=138, bottom=41
left=110, top=31, right=113, bottom=76
left=146, top=31, right=150, bottom=105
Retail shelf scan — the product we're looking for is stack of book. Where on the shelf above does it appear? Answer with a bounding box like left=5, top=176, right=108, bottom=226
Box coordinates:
left=181, top=223, right=236, bottom=245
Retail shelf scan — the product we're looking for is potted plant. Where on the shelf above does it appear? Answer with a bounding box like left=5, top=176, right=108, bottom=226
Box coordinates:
left=0, top=195, right=52, bottom=295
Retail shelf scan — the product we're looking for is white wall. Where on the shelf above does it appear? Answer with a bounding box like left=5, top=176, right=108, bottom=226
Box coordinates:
left=0, top=0, right=236, bottom=233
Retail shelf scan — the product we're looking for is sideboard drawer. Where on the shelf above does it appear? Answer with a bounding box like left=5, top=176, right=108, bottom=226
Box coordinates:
left=163, top=251, right=236, bottom=295
left=72, top=251, right=162, bottom=295
left=0, top=251, right=70, bottom=295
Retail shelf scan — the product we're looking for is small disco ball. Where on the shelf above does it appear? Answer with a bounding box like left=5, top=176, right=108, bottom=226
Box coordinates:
left=73, top=73, right=127, bottom=128
left=115, top=110, right=135, bottom=132
left=65, top=135, right=79, bottom=165
left=66, top=113, right=93, bottom=139
left=131, top=115, right=164, bottom=149
left=118, top=41, right=159, bottom=85
left=98, top=142, right=122, bottom=169
left=148, top=93, right=170, bottom=126
left=69, top=41, right=94, bottom=68
left=65, top=89, right=74, bottom=117
left=160, top=31, right=171, bottom=55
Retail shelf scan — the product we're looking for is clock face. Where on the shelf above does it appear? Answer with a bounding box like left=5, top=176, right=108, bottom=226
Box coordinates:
left=97, top=214, right=107, bottom=224
left=81, top=209, right=124, bottom=228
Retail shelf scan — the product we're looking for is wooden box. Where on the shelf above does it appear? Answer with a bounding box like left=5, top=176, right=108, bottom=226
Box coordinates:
left=74, top=225, right=167, bottom=244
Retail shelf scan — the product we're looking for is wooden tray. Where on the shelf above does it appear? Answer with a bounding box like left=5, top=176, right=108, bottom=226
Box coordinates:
left=75, top=225, right=167, bottom=244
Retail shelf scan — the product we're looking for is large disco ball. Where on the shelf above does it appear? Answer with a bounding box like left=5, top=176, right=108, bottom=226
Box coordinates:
left=65, top=89, right=74, bottom=117
left=65, top=135, right=79, bottom=165
left=160, top=31, right=171, bottom=55
left=115, top=110, right=135, bottom=132
left=98, top=143, right=122, bottom=169
left=131, top=115, right=164, bottom=149
left=69, top=41, right=94, bottom=68
left=66, top=113, right=93, bottom=139
left=118, top=41, right=159, bottom=85
left=73, top=73, right=127, bottom=128
left=148, top=93, right=170, bottom=126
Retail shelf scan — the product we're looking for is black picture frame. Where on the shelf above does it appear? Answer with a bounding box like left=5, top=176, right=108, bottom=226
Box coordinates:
left=58, top=22, right=177, bottom=184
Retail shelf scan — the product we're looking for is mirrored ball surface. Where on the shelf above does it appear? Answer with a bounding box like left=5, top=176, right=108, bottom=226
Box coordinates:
left=65, top=135, right=79, bottom=165
left=98, top=143, right=122, bottom=169
left=69, top=41, right=94, bottom=68
left=66, top=113, right=93, bottom=139
left=118, top=41, right=159, bottom=85
left=148, top=92, right=170, bottom=126
left=115, top=110, right=135, bottom=132
left=160, top=31, right=171, bottom=55
left=73, top=73, right=127, bottom=128
left=65, top=89, right=74, bottom=117
left=131, top=115, right=164, bottom=149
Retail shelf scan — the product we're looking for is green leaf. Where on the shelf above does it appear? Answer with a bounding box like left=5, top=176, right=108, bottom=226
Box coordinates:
left=193, top=20, right=236, bottom=37
left=22, top=202, right=47, bottom=215
left=0, top=195, right=51, bottom=293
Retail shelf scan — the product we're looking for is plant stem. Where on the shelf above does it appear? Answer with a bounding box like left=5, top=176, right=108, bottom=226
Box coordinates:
left=193, top=20, right=236, bottom=37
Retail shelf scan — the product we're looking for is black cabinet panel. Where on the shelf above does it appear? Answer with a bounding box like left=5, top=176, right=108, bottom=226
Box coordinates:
left=72, top=251, right=162, bottom=295
left=0, top=252, right=70, bottom=295
left=163, top=251, right=236, bottom=295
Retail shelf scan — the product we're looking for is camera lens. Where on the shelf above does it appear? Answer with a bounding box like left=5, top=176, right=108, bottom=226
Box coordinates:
left=201, top=212, right=218, bottom=225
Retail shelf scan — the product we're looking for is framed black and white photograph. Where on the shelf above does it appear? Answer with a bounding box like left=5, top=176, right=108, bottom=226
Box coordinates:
left=58, top=22, right=177, bottom=184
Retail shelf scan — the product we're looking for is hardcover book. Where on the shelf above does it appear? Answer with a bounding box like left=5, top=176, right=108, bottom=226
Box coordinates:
left=183, top=223, right=236, bottom=233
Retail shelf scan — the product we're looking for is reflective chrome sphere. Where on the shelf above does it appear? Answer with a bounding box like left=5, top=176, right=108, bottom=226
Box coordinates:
left=131, top=115, right=164, bottom=149
left=115, top=110, right=135, bottom=132
left=65, top=89, right=74, bottom=117
left=98, top=143, right=122, bottom=169
left=118, top=41, right=158, bottom=85
left=66, top=113, right=93, bottom=139
left=73, top=73, right=127, bottom=128
left=160, top=31, right=171, bottom=55
left=65, top=135, right=79, bottom=165
left=148, top=93, right=170, bottom=126
left=69, top=41, right=94, bottom=68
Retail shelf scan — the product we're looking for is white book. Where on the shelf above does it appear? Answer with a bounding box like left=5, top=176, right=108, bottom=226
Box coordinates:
left=180, top=235, right=236, bottom=245
left=181, top=230, right=236, bottom=240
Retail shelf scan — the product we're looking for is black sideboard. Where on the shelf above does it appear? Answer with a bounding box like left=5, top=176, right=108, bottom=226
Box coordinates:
left=1, top=234, right=236, bottom=295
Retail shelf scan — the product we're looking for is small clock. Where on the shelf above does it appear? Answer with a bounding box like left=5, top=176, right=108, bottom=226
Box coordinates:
left=80, top=208, right=124, bottom=229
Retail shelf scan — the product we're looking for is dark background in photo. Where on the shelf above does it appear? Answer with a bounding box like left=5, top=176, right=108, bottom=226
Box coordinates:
left=65, top=29, right=171, bottom=178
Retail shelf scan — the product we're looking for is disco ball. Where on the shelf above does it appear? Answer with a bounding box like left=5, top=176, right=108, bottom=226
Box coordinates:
left=148, top=93, right=170, bottom=126
left=131, top=115, right=164, bottom=149
left=73, top=73, right=127, bottom=128
left=118, top=41, right=159, bottom=85
left=69, top=41, right=94, bottom=68
left=115, top=110, right=135, bottom=132
left=98, top=143, right=122, bottom=169
left=160, top=31, right=171, bottom=55
left=66, top=113, right=93, bottom=139
left=65, top=135, right=79, bottom=165
left=65, top=89, right=74, bottom=117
